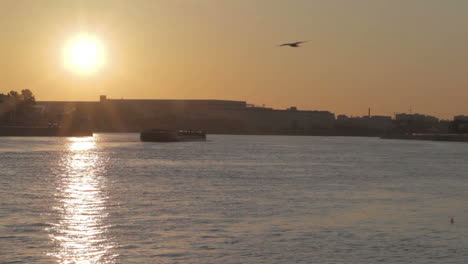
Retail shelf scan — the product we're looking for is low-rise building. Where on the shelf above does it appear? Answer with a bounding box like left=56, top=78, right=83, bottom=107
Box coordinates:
left=335, top=115, right=393, bottom=136
left=37, top=96, right=336, bottom=134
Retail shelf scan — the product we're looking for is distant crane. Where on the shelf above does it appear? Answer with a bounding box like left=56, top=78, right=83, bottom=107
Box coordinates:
left=278, top=41, right=308, bottom=48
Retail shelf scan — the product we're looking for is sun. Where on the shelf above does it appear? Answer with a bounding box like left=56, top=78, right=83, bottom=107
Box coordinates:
left=63, top=34, right=106, bottom=75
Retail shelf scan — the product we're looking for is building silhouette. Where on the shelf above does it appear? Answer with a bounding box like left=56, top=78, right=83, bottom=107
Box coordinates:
left=36, top=96, right=336, bottom=135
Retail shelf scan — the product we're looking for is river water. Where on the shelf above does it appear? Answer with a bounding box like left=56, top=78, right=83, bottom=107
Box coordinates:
left=1, top=134, right=467, bottom=263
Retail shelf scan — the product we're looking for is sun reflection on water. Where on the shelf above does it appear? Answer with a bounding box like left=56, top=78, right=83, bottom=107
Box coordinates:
left=68, top=137, right=96, bottom=152
left=48, top=136, right=117, bottom=263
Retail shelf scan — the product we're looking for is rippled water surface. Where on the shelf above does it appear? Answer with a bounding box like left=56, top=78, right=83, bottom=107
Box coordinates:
left=1, top=134, right=468, bottom=263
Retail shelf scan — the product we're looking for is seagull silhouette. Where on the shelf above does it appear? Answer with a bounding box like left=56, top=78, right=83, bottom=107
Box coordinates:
left=279, top=41, right=308, bottom=48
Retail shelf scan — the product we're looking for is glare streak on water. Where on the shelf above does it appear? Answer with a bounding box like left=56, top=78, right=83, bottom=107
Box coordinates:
left=47, top=138, right=117, bottom=264
left=0, top=134, right=468, bottom=263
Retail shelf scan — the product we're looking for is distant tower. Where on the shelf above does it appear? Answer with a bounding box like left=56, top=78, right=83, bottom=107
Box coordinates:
left=368, top=107, right=371, bottom=118
left=100, top=95, right=107, bottom=102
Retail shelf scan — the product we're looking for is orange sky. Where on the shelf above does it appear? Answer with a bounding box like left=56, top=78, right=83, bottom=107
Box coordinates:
left=1, top=0, right=468, bottom=118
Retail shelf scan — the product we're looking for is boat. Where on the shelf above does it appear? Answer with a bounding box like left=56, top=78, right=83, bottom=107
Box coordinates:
left=140, top=129, right=206, bottom=142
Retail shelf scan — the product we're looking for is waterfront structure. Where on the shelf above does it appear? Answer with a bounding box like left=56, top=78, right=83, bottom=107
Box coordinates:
left=36, top=96, right=336, bottom=135
left=28, top=97, right=458, bottom=136
left=335, top=115, right=393, bottom=136
left=450, top=115, right=468, bottom=133
left=394, top=113, right=441, bottom=133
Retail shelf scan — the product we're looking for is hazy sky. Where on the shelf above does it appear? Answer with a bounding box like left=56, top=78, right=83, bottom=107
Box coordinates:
left=1, top=0, right=468, bottom=118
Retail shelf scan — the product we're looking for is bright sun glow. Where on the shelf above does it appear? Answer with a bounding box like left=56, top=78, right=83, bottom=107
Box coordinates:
left=63, top=34, right=106, bottom=75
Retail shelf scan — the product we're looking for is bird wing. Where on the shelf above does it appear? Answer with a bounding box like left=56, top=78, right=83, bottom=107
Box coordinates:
left=278, top=41, right=308, bottom=46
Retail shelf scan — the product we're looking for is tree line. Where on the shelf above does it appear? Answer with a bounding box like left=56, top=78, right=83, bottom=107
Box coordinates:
left=0, top=89, right=36, bottom=105
left=0, top=90, right=37, bottom=122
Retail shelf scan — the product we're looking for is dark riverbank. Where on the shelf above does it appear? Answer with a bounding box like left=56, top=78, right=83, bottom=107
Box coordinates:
left=0, top=125, right=92, bottom=137
left=382, top=133, right=468, bottom=142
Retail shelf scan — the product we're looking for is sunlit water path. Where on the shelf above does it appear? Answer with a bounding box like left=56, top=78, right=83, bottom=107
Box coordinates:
left=47, top=138, right=117, bottom=263
left=1, top=134, right=468, bottom=263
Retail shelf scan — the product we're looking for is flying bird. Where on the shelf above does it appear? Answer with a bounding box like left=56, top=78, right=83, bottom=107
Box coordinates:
left=279, top=41, right=308, bottom=48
